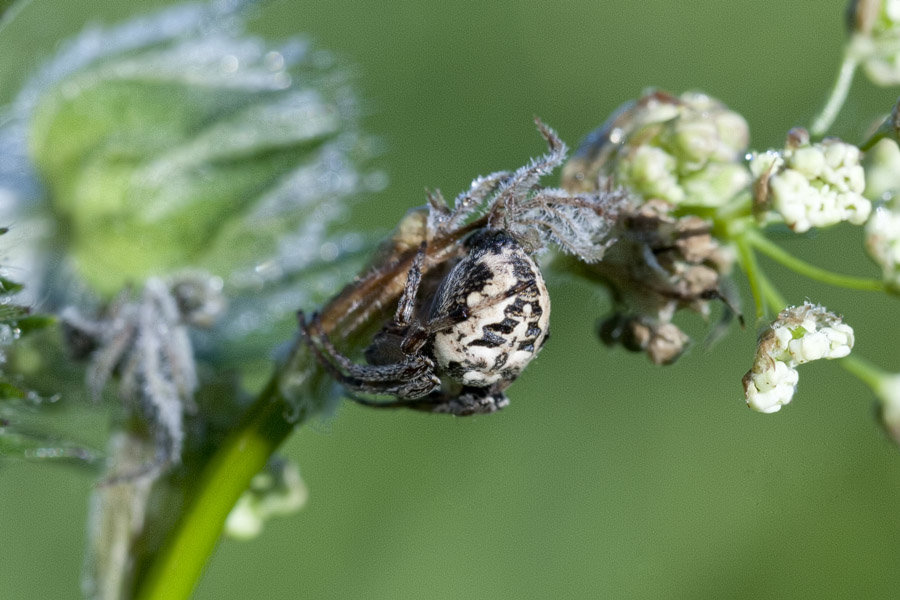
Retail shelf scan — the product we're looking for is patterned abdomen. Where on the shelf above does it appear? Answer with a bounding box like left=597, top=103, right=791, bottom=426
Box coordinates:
left=429, top=231, right=550, bottom=387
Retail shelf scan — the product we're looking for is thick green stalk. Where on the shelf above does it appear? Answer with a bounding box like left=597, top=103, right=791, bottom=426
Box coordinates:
left=734, top=236, right=767, bottom=318
left=134, top=375, right=296, bottom=600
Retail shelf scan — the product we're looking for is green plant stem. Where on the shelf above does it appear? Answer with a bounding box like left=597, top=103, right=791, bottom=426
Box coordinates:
left=735, top=236, right=772, bottom=318
left=840, top=353, right=888, bottom=392
left=134, top=374, right=295, bottom=600
left=756, top=265, right=786, bottom=316
left=811, top=46, right=859, bottom=137
left=744, top=229, right=887, bottom=293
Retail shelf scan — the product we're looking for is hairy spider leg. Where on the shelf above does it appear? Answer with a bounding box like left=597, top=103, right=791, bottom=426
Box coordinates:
left=298, top=311, right=440, bottom=400
left=394, top=241, right=427, bottom=327
left=349, top=384, right=510, bottom=416
left=86, top=306, right=139, bottom=402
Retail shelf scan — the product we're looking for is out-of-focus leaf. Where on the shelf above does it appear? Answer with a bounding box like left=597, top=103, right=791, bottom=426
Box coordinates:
left=0, top=303, right=29, bottom=322
left=26, top=7, right=373, bottom=297
left=15, top=314, right=54, bottom=334
left=0, top=0, right=19, bottom=23
left=0, top=380, right=25, bottom=399
left=0, top=276, right=22, bottom=294
left=0, top=2, right=381, bottom=365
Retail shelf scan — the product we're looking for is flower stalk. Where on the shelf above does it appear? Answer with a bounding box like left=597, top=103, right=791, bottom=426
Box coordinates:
left=743, top=228, right=888, bottom=292
left=810, top=47, right=859, bottom=137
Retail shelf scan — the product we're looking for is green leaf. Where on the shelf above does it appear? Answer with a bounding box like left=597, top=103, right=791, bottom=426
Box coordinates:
left=15, top=314, right=54, bottom=334
left=29, top=34, right=370, bottom=299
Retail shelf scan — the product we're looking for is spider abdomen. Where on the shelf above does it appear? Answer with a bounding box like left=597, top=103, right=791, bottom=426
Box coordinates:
left=430, top=231, right=550, bottom=388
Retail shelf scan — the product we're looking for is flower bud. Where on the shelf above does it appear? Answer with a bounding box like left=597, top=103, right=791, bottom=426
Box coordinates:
left=863, top=138, right=900, bottom=201
left=562, top=90, right=751, bottom=208
left=876, top=373, right=900, bottom=445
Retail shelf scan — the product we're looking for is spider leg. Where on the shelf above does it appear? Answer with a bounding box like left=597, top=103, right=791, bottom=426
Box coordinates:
left=394, top=241, right=426, bottom=327
left=442, top=170, right=512, bottom=230
left=352, top=385, right=510, bottom=416
left=426, top=386, right=510, bottom=415
left=86, top=307, right=139, bottom=402
left=298, top=311, right=440, bottom=400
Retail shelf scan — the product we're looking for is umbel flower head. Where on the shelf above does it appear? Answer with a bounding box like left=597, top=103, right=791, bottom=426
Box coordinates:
left=750, top=128, right=871, bottom=233
left=561, top=90, right=741, bottom=364
left=743, top=303, right=854, bottom=413
left=562, top=90, right=751, bottom=208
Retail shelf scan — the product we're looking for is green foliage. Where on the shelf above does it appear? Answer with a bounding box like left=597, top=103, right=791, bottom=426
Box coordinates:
left=29, top=54, right=362, bottom=297
left=0, top=229, right=95, bottom=465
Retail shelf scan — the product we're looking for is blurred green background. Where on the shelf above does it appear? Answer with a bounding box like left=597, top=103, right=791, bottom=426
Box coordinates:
left=2, top=1, right=900, bottom=598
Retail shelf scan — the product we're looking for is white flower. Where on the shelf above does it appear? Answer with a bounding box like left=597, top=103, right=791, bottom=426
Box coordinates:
left=743, top=303, right=854, bottom=413
left=865, top=205, right=900, bottom=290
left=750, top=135, right=871, bottom=233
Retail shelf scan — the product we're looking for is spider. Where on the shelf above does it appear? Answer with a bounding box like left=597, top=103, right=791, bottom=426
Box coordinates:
left=299, top=228, right=551, bottom=415
left=299, top=118, right=623, bottom=414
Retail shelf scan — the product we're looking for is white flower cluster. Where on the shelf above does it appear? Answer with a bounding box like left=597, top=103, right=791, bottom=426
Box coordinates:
left=865, top=205, right=900, bottom=289
left=743, top=303, right=854, bottom=413
left=750, top=135, right=871, bottom=233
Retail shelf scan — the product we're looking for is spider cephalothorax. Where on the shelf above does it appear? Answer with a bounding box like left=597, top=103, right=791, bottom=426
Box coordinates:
left=301, top=229, right=550, bottom=415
